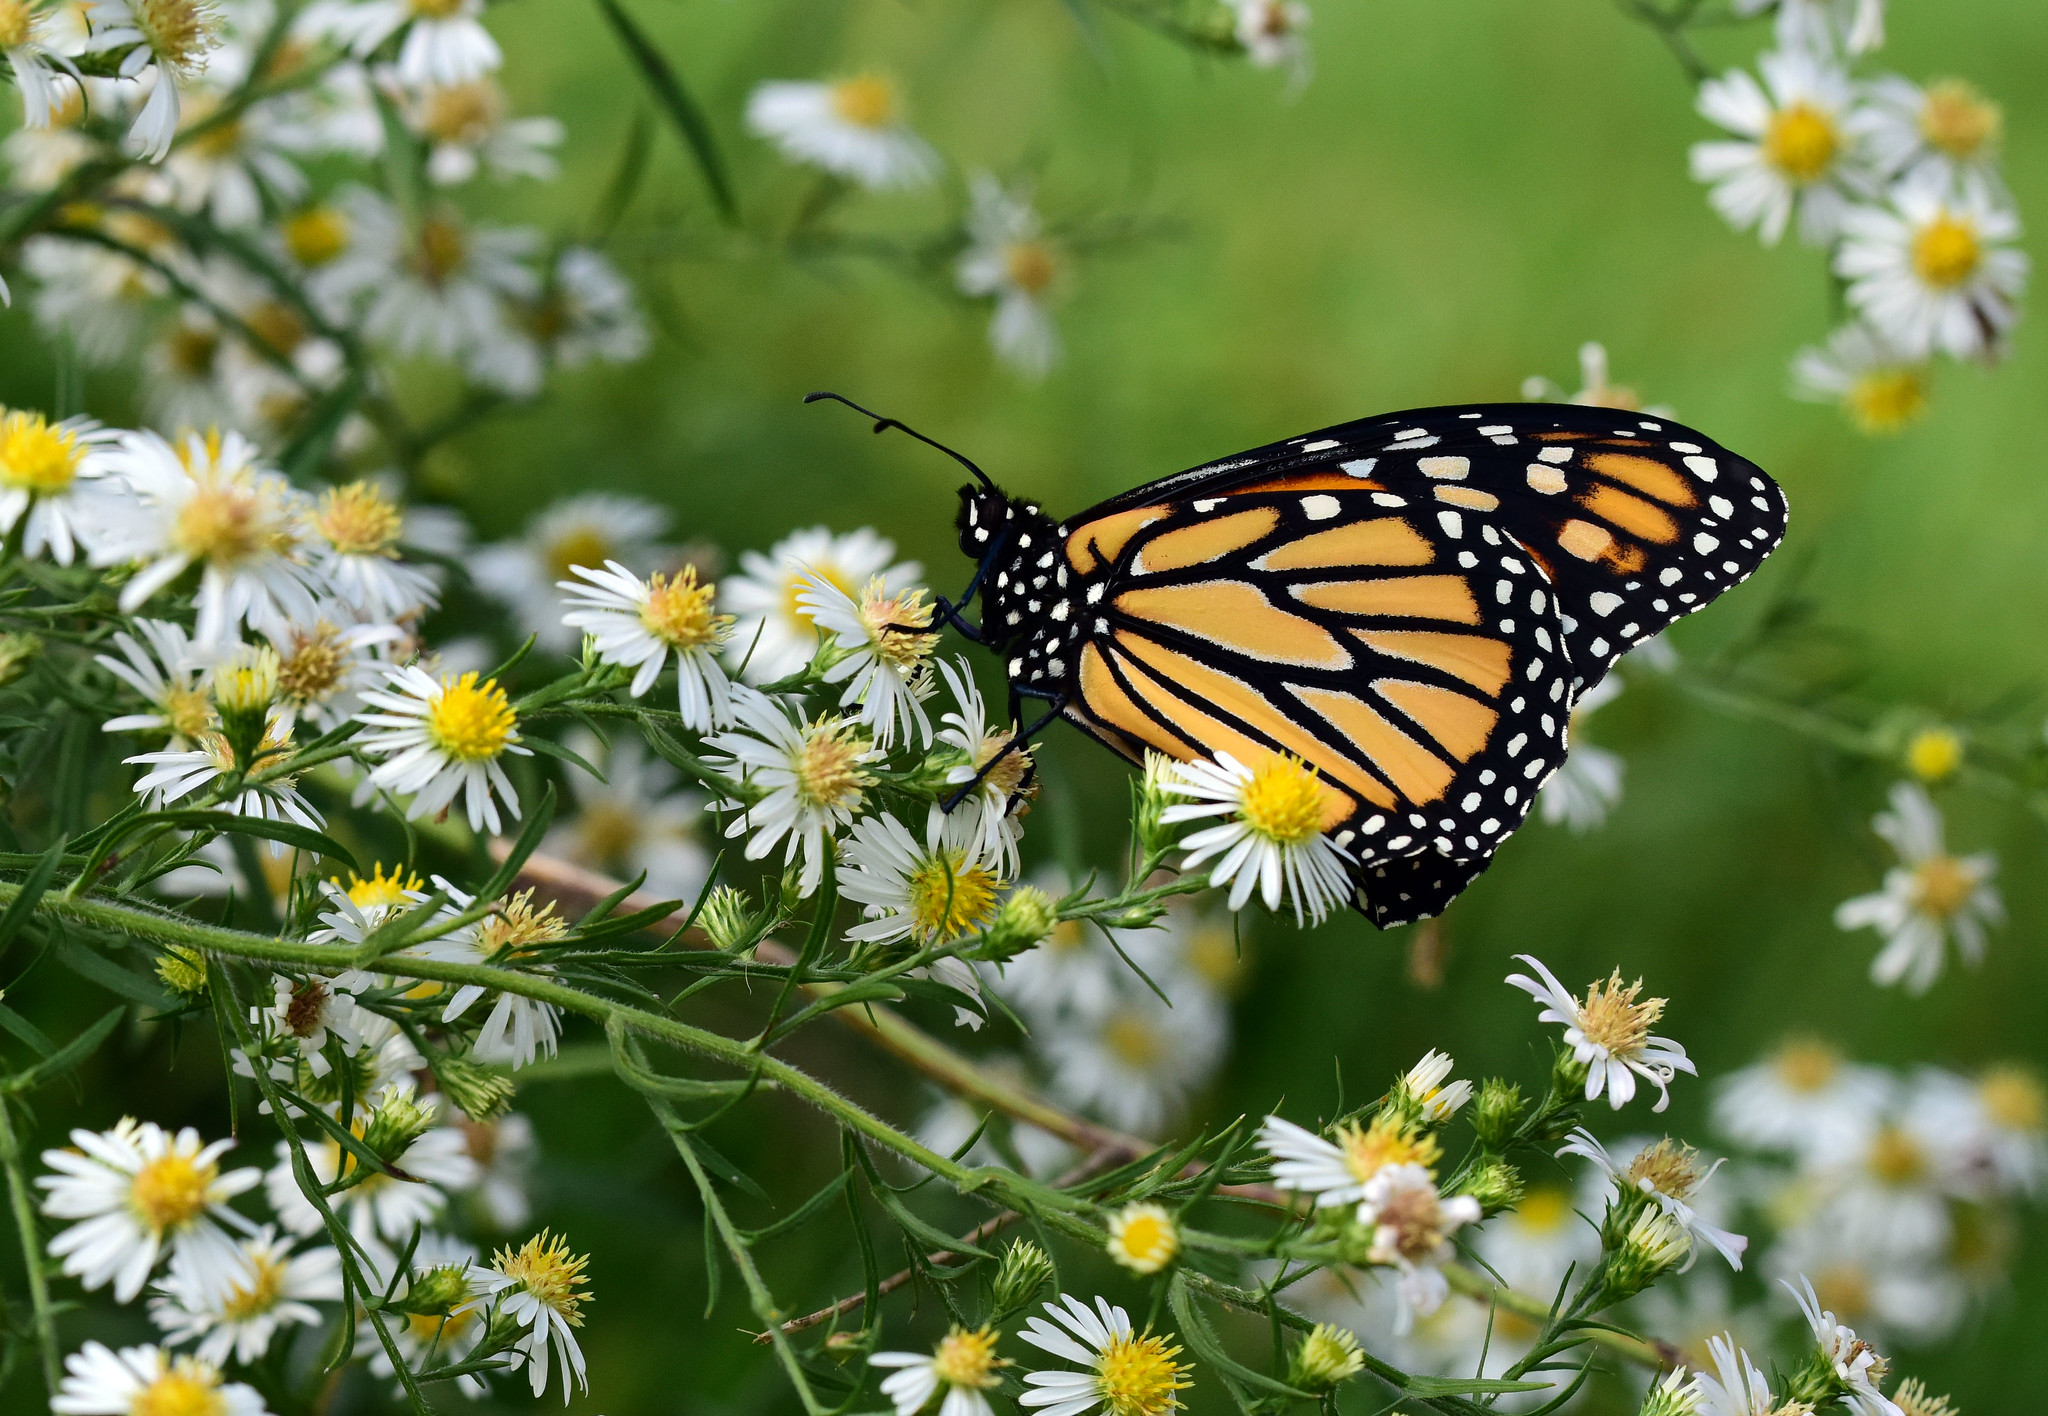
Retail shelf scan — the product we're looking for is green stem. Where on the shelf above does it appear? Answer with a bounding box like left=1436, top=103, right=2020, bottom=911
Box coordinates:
left=0, top=1097, right=61, bottom=1399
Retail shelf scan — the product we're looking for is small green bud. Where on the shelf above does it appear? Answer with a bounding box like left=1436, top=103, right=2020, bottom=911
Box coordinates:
left=0, top=631, right=42, bottom=687
left=1472, top=1078, right=1524, bottom=1148
left=973, top=886, right=1057, bottom=963
left=393, top=1262, right=475, bottom=1316
left=1637, top=1369, right=1704, bottom=1416
left=1134, top=750, right=1184, bottom=859
left=1288, top=1323, right=1365, bottom=1391
left=432, top=1050, right=516, bottom=1122
left=155, top=945, right=208, bottom=997
left=698, top=885, right=758, bottom=953
left=360, top=1085, right=436, bottom=1166
left=990, top=1240, right=1055, bottom=1321
left=212, top=643, right=280, bottom=770
left=1457, top=1158, right=1524, bottom=1217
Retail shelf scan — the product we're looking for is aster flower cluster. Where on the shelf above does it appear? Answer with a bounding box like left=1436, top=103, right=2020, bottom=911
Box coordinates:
left=1680, top=2, right=2023, bottom=432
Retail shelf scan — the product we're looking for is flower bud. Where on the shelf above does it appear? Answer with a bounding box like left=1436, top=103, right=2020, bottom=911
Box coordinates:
left=212, top=643, right=280, bottom=770
left=393, top=1262, right=475, bottom=1316
left=1904, top=726, right=1963, bottom=783
left=1392, top=1049, right=1472, bottom=1126
left=1135, top=750, right=1183, bottom=859
left=1601, top=1208, right=1689, bottom=1302
left=360, top=1085, right=436, bottom=1166
left=0, top=631, right=42, bottom=687
left=1637, top=1369, right=1704, bottom=1416
left=431, top=1050, right=516, bottom=1122
left=1457, top=1158, right=1524, bottom=1217
left=990, top=1240, right=1055, bottom=1321
left=1471, top=1078, right=1524, bottom=1148
left=697, top=885, right=758, bottom=953
left=154, top=945, right=208, bottom=998
left=973, top=886, right=1057, bottom=963
left=1288, top=1323, right=1365, bottom=1391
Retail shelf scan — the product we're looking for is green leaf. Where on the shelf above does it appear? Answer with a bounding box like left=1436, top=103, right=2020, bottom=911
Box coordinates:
left=5, top=1007, right=122, bottom=1093
left=590, top=109, right=655, bottom=244
left=0, top=998, right=57, bottom=1057
left=849, top=1140, right=991, bottom=1259
left=52, top=938, right=176, bottom=1011
left=591, top=0, right=738, bottom=223
left=477, top=784, right=556, bottom=904
left=0, top=836, right=66, bottom=963
left=522, top=735, right=606, bottom=780
left=737, top=1171, right=850, bottom=1246
left=1402, top=1374, right=1554, bottom=1397
left=1167, top=1275, right=1313, bottom=1402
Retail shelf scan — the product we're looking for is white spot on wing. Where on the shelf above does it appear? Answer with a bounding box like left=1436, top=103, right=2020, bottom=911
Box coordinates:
left=1301, top=495, right=1342, bottom=521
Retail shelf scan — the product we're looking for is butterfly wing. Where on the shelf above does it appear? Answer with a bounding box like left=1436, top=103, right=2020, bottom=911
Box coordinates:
left=1057, top=483, right=1572, bottom=927
left=1070, top=402, right=1788, bottom=693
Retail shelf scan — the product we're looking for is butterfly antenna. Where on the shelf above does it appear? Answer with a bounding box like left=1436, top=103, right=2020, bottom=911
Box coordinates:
left=804, top=390, right=998, bottom=494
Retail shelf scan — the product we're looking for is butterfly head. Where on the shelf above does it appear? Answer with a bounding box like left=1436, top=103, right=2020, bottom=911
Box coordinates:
left=954, top=482, right=1016, bottom=565
left=955, top=483, right=1065, bottom=657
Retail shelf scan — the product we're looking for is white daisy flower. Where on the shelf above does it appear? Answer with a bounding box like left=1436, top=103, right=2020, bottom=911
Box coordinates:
left=871, top=1325, right=1007, bottom=1416
left=97, top=620, right=214, bottom=746
left=1505, top=953, right=1695, bottom=1111
left=1159, top=751, right=1355, bottom=925
left=1400, top=1051, right=1473, bottom=1123
left=407, top=881, right=566, bottom=1069
left=1817, top=1109, right=1974, bottom=1258
left=933, top=657, right=1034, bottom=874
left=51, top=1341, right=269, bottom=1416
left=82, top=0, right=226, bottom=160
left=470, top=1230, right=590, bottom=1402
left=1017, top=1293, right=1192, bottom=1416
left=1763, top=1231, right=1966, bottom=1349
left=396, top=75, right=562, bottom=185
left=1354, top=1164, right=1481, bottom=1333
left=797, top=568, right=939, bottom=749
left=1691, top=1333, right=1777, bottom=1416
left=704, top=689, right=880, bottom=896
left=543, top=730, right=710, bottom=897
left=91, top=428, right=322, bottom=645
left=4, top=85, right=100, bottom=190
left=310, top=863, right=429, bottom=935
left=839, top=806, right=1006, bottom=949
left=21, top=234, right=168, bottom=363
left=1732, top=0, right=1885, bottom=54
left=1791, top=321, right=1929, bottom=435
left=1256, top=1111, right=1444, bottom=1210
left=745, top=74, right=938, bottom=190
left=1228, top=0, right=1310, bottom=78
left=955, top=174, right=1062, bottom=379
left=1712, top=1037, right=1888, bottom=1165
left=305, top=479, right=439, bottom=621
left=261, top=968, right=373, bottom=1075
left=1835, top=175, right=2027, bottom=360
left=1557, top=1129, right=1748, bottom=1270
left=354, top=664, right=530, bottom=834
left=37, top=1118, right=260, bottom=1303
left=1787, top=1276, right=1903, bottom=1416
left=558, top=559, right=734, bottom=729
left=1690, top=46, right=1867, bottom=248
left=1854, top=75, right=2001, bottom=190
left=265, top=615, right=406, bottom=735
left=125, top=709, right=324, bottom=837
left=1538, top=673, right=1623, bottom=832
left=472, top=243, right=650, bottom=396
left=265, top=1106, right=478, bottom=1245
left=161, top=92, right=307, bottom=227
left=471, top=493, right=670, bottom=650
left=721, top=525, right=917, bottom=684
left=0, top=1, right=72, bottom=131
left=1834, top=781, right=2001, bottom=993
left=0, top=406, right=126, bottom=564
left=297, top=0, right=499, bottom=86
left=148, top=1227, right=343, bottom=1366
left=1909, top=1063, right=2047, bottom=1198
left=1034, top=981, right=1226, bottom=1135
left=460, top=1111, right=538, bottom=1230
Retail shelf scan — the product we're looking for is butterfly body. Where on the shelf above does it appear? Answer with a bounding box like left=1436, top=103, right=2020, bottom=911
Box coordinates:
left=949, top=401, right=1788, bottom=927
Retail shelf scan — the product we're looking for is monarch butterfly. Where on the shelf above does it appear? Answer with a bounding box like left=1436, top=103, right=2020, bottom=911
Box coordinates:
left=810, top=394, right=1788, bottom=926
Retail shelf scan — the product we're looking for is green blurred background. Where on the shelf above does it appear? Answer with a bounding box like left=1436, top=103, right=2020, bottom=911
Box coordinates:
left=4, top=0, right=2046, bottom=1409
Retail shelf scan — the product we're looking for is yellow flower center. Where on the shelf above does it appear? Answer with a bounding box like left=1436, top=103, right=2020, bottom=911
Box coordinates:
left=1763, top=101, right=1840, bottom=182
left=782, top=561, right=853, bottom=633
left=213, top=644, right=279, bottom=714
left=1574, top=971, right=1663, bottom=1059
left=220, top=1251, right=287, bottom=1321
left=130, top=1365, right=228, bottom=1416
left=476, top=888, right=567, bottom=960
left=129, top=1150, right=217, bottom=1232
left=1772, top=1038, right=1839, bottom=1092
left=165, top=323, right=222, bottom=378
left=905, top=849, right=1001, bottom=943
left=1845, top=367, right=1927, bottom=436
left=1626, top=1138, right=1705, bottom=1199
left=161, top=685, right=215, bottom=741
left=1892, top=1379, right=1958, bottom=1416
left=130, top=0, right=223, bottom=75
left=1238, top=754, right=1336, bottom=846
left=1911, top=213, right=1981, bottom=289
left=171, top=462, right=296, bottom=568
left=418, top=79, right=503, bottom=145
left=0, top=0, right=34, bottom=48
left=1910, top=854, right=1975, bottom=918
left=931, top=1326, right=1005, bottom=1390
left=640, top=567, right=729, bottom=651
left=406, top=1304, right=478, bottom=1343
left=408, top=0, right=465, bottom=18
left=1336, top=1116, right=1440, bottom=1184
left=1905, top=727, right=1962, bottom=782
left=829, top=75, right=899, bottom=130
left=544, top=525, right=614, bottom=582
left=413, top=215, right=468, bottom=286
left=283, top=207, right=350, bottom=268
left=1005, top=241, right=1057, bottom=295
left=1867, top=1123, right=1927, bottom=1185
left=575, top=801, right=642, bottom=865
left=973, top=729, right=1036, bottom=807
left=1978, top=1065, right=2045, bottom=1132
left=276, top=624, right=349, bottom=706
left=793, top=719, right=872, bottom=812
left=315, top=481, right=403, bottom=556
left=1109, top=1205, right=1179, bottom=1273
left=241, top=299, right=306, bottom=358
left=345, top=863, right=425, bottom=911
left=1514, top=1186, right=1572, bottom=1232
left=1094, top=1332, right=1192, bottom=1416
left=425, top=673, right=517, bottom=763
left=492, top=1230, right=589, bottom=1324
left=1919, top=79, right=2000, bottom=159
left=1811, top=1264, right=1871, bottom=1322
left=856, top=578, right=938, bottom=671
left=0, top=410, right=85, bottom=495
left=1103, top=1013, right=1163, bottom=1070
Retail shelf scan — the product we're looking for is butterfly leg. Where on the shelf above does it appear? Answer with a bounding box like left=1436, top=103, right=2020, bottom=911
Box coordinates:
left=940, top=687, right=1068, bottom=813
